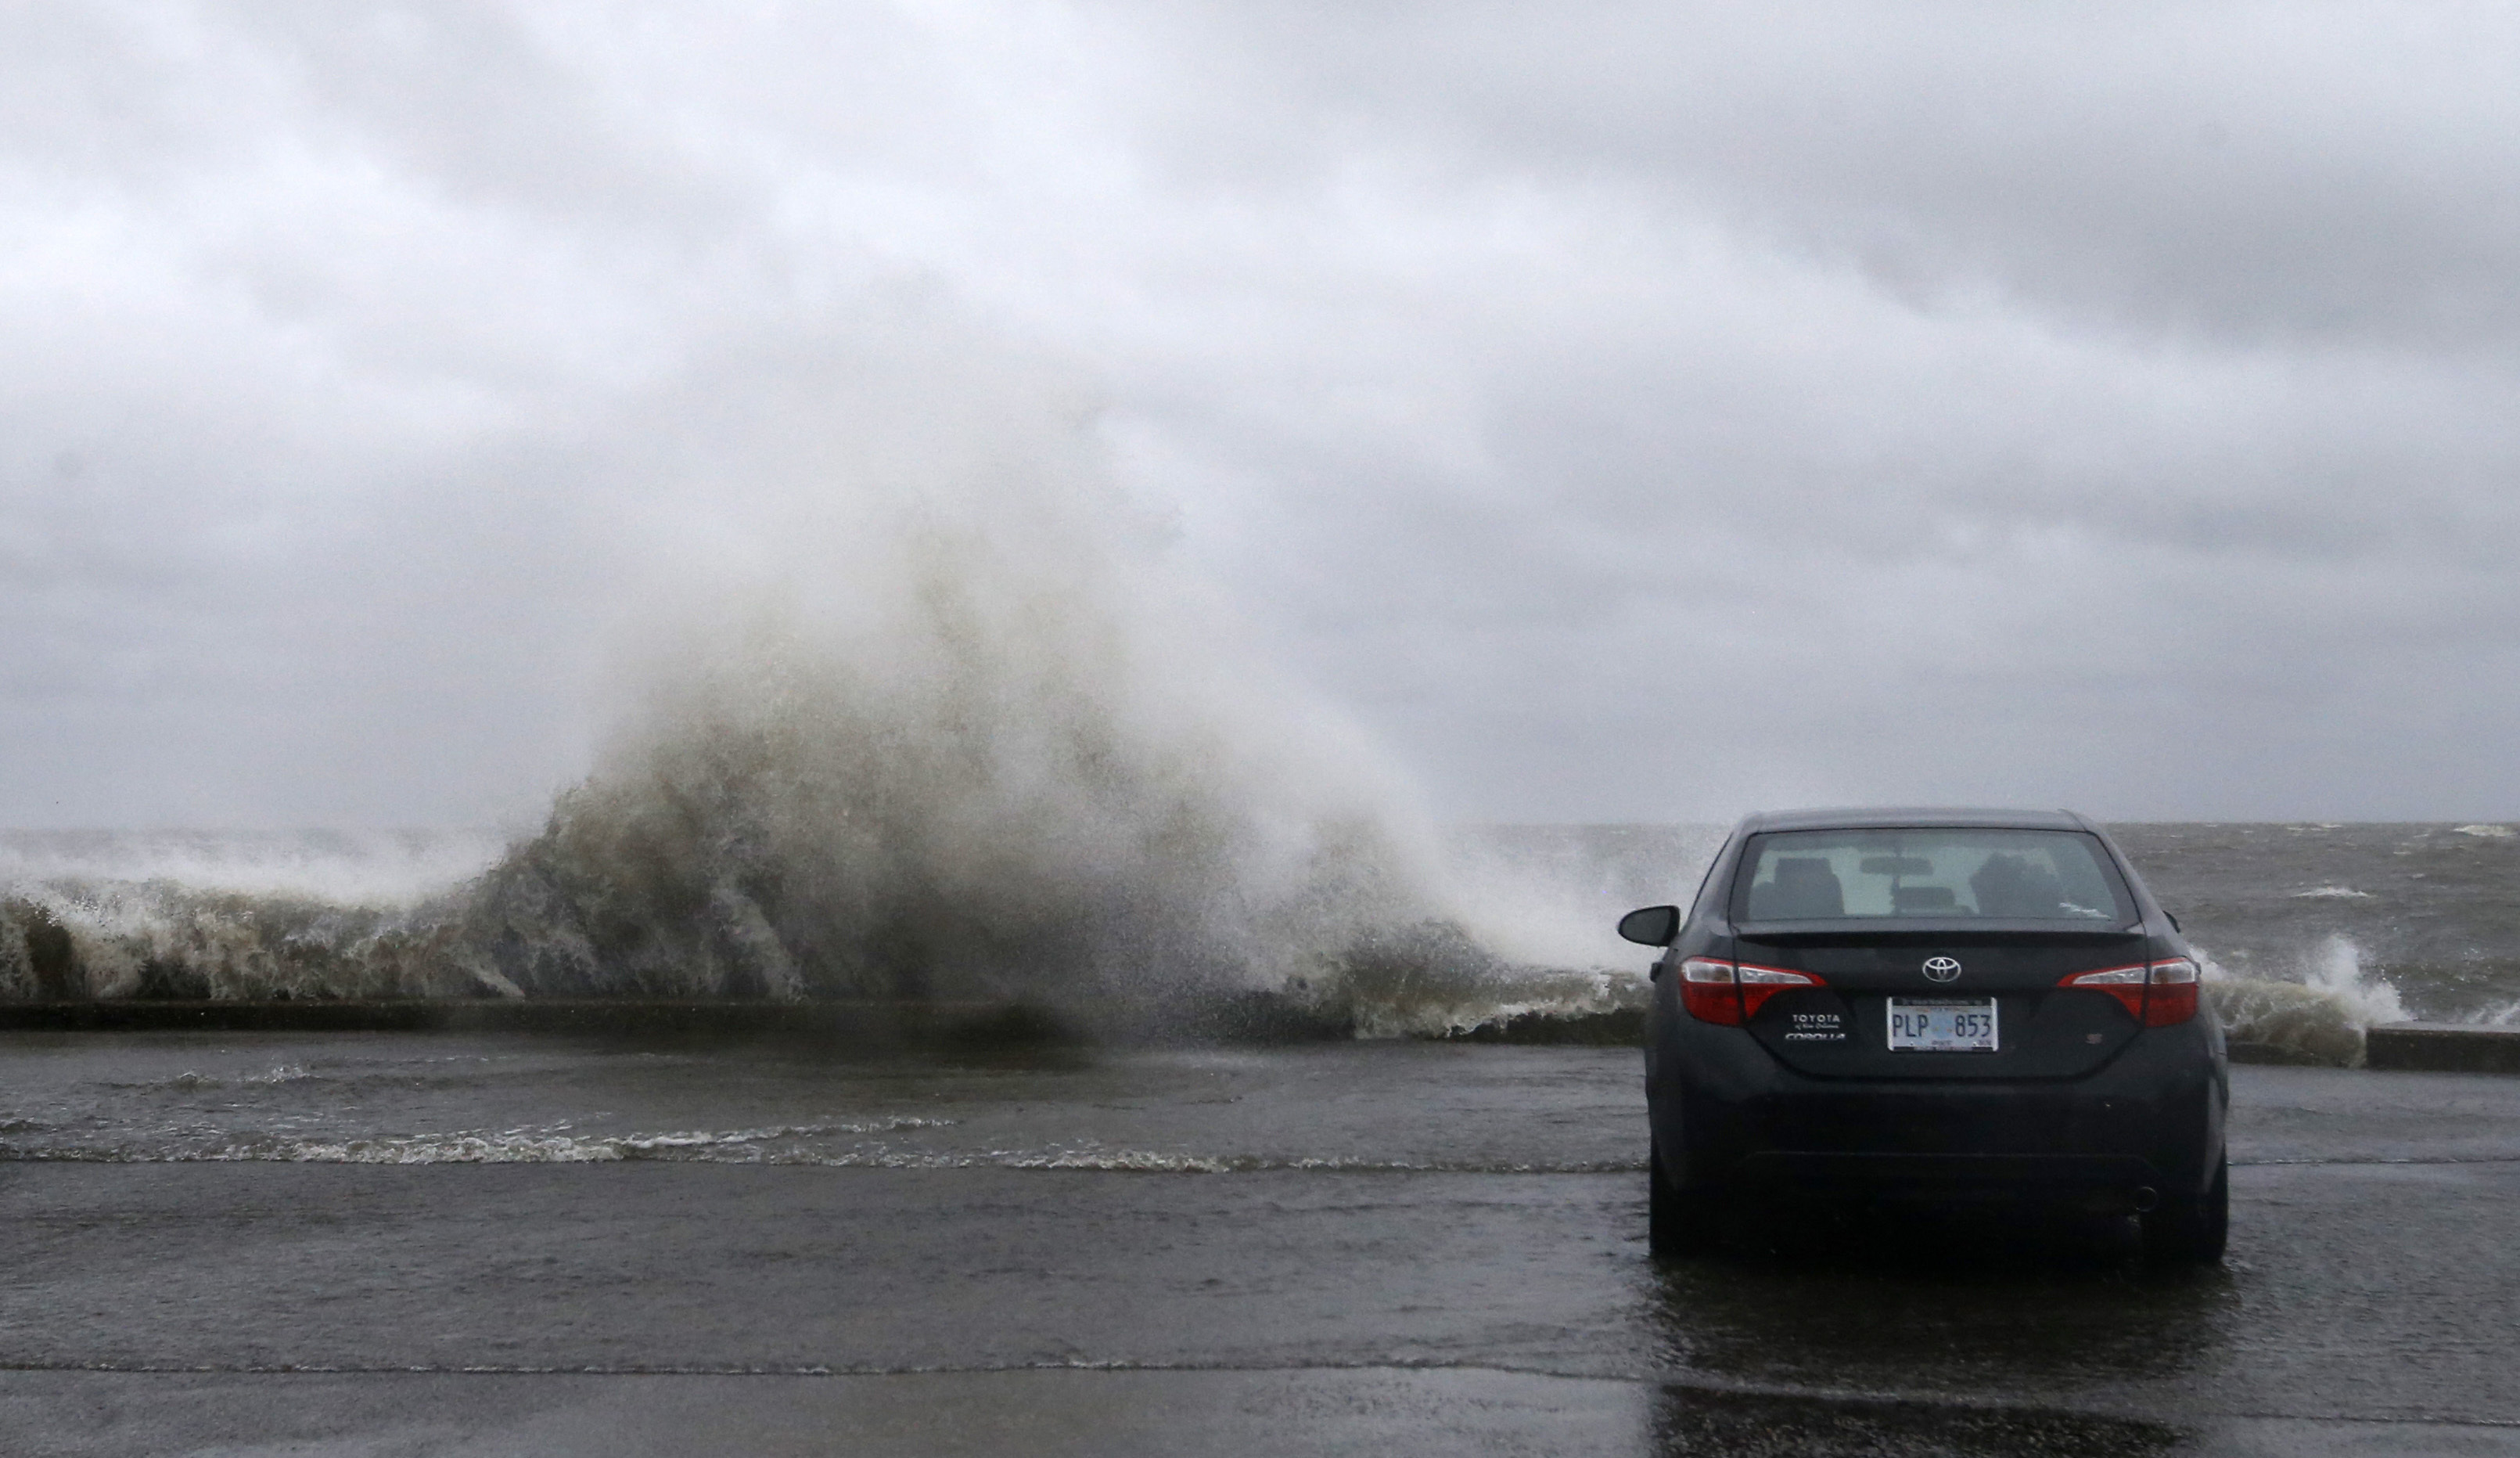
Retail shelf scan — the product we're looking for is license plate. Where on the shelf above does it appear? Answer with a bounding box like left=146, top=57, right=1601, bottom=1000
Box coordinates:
left=1887, top=997, right=1999, bottom=1053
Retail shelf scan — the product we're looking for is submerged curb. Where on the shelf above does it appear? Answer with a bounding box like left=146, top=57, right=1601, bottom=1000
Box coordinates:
left=2365, top=1021, right=2520, bottom=1075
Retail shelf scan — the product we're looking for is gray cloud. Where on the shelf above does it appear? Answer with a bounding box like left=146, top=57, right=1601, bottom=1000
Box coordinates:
left=2, top=2, right=2515, bottom=828
left=1146, top=2, right=2520, bottom=347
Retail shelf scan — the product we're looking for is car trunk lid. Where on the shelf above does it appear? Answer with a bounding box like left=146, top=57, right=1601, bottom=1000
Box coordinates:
left=1734, top=924, right=2153, bottom=1079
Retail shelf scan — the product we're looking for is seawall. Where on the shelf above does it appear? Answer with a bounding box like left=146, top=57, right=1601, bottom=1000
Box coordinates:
left=2364, top=1021, right=2520, bottom=1075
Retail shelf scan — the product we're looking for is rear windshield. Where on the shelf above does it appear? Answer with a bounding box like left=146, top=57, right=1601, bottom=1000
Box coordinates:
left=1734, top=828, right=2134, bottom=923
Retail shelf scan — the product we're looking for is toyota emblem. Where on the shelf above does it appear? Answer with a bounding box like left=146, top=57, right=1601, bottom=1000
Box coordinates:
left=1922, top=956, right=1963, bottom=983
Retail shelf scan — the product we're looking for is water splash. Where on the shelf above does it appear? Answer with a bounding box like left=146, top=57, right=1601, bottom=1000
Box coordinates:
left=439, top=527, right=1477, bottom=1029
left=0, top=560, right=1671, bottom=1031
left=2302, top=935, right=2409, bottom=1025
left=2200, top=936, right=2407, bottom=1065
left=0, top=533, right=1522, bottom=1026
left=0, top=310, right=1533, bottom=1023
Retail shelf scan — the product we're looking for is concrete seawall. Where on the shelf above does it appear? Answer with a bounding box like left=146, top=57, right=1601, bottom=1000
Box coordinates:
left=2365, top=1021, right=2520, bottom=1075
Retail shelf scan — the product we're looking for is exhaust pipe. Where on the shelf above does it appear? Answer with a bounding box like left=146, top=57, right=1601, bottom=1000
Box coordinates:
left=2132, top=1186, right=2159, bottom=1213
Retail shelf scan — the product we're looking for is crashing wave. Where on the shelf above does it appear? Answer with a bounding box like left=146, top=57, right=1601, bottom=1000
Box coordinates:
left=2200, top=937, right=2407, bottom=1066
left=0, top=533, right=1489, bottom=1028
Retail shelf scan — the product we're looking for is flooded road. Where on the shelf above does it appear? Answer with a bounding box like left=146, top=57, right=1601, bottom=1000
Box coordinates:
left=2, top=1036, right=2515, bottom=1454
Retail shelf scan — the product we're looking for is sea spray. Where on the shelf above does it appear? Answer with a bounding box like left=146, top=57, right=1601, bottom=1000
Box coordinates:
left=0, top=304, right=1541, bottom=1021
left=2198, top=937, right=2407, bottom=1066
left=2301, top=934, right=2410, bottom=1026
left=0, top=358, right=1530, bottom=1023
left=448, top=549, right=1459, bottom=1023
left=0, top=596, right=1498, bottom=1026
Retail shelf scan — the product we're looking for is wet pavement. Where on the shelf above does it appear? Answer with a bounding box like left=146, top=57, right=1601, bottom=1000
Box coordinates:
left=1, top=1035, right=2516, bottom=1455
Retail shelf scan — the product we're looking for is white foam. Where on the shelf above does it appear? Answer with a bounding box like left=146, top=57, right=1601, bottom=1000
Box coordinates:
left=2290, top=886, right=2374, bottom=899
left=235, top=1132, right=627, bottom=1165
left=2303, top=935, right=2407, bottom=1027
left=13, top=1125, right=1639, bottom=1173
left=2453, top=823, right=2516, bottom=839
left=199, top=1117, right=957, bottom=1165
left=962, top=1150, right=1639, bottom=1174
left=127, top=1066, right=316, bottom=1091
left=0, top=830, right=504, bottom=908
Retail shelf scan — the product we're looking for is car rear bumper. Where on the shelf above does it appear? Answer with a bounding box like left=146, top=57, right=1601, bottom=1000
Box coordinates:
left=1731, top=1151, right=2163, bottom=1211
left=1647, top=1006, right=2227, bottom=1208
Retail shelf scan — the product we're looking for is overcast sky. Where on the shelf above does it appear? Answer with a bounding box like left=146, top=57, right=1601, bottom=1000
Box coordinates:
left=5, top=2, right=2518, bottom=829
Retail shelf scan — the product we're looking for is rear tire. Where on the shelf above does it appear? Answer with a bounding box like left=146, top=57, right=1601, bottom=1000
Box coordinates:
left=2143, top=1151, right=2229, bottom=1265
left=1649, top=1144, right=1720, bottom=1256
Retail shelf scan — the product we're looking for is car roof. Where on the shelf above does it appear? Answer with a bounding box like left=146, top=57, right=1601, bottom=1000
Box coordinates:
left=1738, top=806, right=2095, bottom=833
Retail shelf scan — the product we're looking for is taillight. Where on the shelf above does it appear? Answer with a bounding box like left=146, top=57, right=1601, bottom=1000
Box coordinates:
left=1678, top=958, right=1741, bottom=1025
left=1678, top=958, right=1824, bottom=1024
left=1738, top=963, right=1826, bottom=1018
left=2144, top=957, right=2199, bottom=1027
left=2058, top=963, right=2148, bottom=1021
left=2058, top=958, right=2199, bottom=1027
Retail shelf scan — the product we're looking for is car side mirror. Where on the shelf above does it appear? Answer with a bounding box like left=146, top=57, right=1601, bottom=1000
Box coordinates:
left=1618, top=905, right=1681, bottom=947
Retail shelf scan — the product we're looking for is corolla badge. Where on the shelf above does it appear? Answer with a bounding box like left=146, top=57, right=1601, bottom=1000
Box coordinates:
left=1922, top=956, right=1964, bottom=983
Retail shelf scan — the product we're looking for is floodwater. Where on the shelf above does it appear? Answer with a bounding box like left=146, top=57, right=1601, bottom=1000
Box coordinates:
left=4, top=1035, right=2517, bottom=1455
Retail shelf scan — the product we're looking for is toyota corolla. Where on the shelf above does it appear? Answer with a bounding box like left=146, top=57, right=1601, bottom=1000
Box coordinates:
left=1619, top=808, right=2228, bottom=1262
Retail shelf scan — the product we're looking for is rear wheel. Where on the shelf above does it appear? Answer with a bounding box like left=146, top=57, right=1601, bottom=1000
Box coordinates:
left=1649, top=1144, right=1720, bottom=1255
left=2143, top=1151, right=2229, bottom=1265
